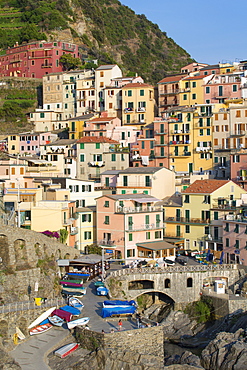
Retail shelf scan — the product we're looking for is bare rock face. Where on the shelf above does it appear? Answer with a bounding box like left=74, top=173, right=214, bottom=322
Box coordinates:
left=0, top=347, right=21, bottom=370
left=164, top=350, right=204, bottom=369
left=161, top=311, right=200, bottom=340
left=201, top=329, right=247, bottom=370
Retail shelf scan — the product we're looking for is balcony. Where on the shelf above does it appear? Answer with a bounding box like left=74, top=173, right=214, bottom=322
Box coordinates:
left=201, top=235, right=223, bottom=243
left=164, top=216, right=210, bottom=225
left=124, top=108, right=134, bottom=113
left=211, top=200, right=238, bottom=210
left=170, top=130, right=190, bottom=134
left=155, top=130, right=168, bottom=135
left=160, top=89, right=180, bottom=96
left=70, top=227, right=78, bottom=235
left=63, top=218, right=73, bottom=226
left=170, top=151, right=191, bottom=157
left=136, top=107, right=146, bottom=113
left=164, top=232, right=184, bottom=238
left=154, top=142, right=168, bottom=147
left=26, top=166, right=57, bottom=172
left=127, top=223, right=163, bottom=232
left=170, top=141, right=191, bottom=145
left=195, top=147, right=212, bottom=153
left=116, top=206, right=163, bottom=213
left=88, top=161, right=105, bottom=167
left=98, top=240, right=115, bottom=246
left=41, top=63, right=52, bottom=68
left=230, top=131, right=245, bottom=136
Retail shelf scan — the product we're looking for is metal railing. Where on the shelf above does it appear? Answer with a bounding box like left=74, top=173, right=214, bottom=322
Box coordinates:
left=0, top=297, right=65, bottom=314
left=164, top=216, right=209, bottom=224
left=108, top=264, right=237, bottom=277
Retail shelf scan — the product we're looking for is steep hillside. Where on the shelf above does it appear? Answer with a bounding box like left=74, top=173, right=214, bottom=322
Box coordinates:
left=0, top=0, right=193, bottom=83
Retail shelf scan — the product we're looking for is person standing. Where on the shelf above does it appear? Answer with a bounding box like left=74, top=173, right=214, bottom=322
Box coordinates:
left=118, top=319, right=123, bottom=331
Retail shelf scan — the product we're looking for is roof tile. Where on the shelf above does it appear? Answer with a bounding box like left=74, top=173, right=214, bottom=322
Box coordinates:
left=182, top=179, right=230, bottom=194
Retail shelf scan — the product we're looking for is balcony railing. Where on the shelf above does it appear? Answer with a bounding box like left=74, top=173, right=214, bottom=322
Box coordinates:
left=155, top=130, right=168, bottom=135
left=116, top=206, right=163, bottom=213
left=170, top=130, right=190, bottom=134
left=164, top=232, right=184, bottom=238
left=164, top=216, right=210, bottom=224
left=136, top=107, right=146, bottom=112
left=230, top=131, right=245, bottom=136
left=160, top=89, right=180, bottom=95
left=98, top=240, right=115, bottom=246
left=170, top=152, right=191, bottom=157
left=211, top=202, right=237, bottom=210
left=41, top=63, right=52, bottom=68
left=70, top=227, right=78, bottom=235
left=127, top=223, right=163, bottom=232
left=124, top=108, right=134, bottom=113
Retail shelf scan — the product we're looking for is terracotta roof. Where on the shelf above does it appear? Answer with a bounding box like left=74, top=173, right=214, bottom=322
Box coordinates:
left=77, top=136, right=119, bottom=144
left=158, top=74, right=185, bottom=84
left=123, top=83, right=153, bottom=89
left=89, top=117, right=117, bottom=123
left=183, top=75, right=205, bottom=81
left=182, top=179, right=230, bottom=194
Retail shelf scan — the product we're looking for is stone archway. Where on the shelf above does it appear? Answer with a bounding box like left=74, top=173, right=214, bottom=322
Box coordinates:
left=14, top=239, right=27, bottom=264
left=135, top=291, right=174, bottom=312
left=128, top=280, right=154, bottom=290
left=0, top=320, right=8, bottom=338
left=0, top=234, right=9, bottom=265
left=16, top=316, right=28, bottom=337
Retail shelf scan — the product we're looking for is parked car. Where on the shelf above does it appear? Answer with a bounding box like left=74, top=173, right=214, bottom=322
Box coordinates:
left=176, top=257, right=187, bottom=266
left=163, top=258, right=175, bottom=266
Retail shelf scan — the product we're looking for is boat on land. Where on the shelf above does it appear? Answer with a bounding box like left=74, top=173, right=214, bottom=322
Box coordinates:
left=67, top=272, right=90, bottom=278
left=94, top=281, right=105, bottom=287
left=60, top=280, right=83, bottom=287
left=52, top=309, right=72, bottom=322
left=103, top=300, right=137, bottom=306
left=97, top=286, right=109, bottom=296
left=16, top=327, right=25, bottom=340
left=29, top=323, right=53, bottom=335
left=28, top=307, right=56, bottom=329
left=67, top=317, right=90, bottom=330
left=61, top=289, right=87, bottom=298
left=54, top=343, right=79, bottom=358
left=101, top=305, right=136, bottom=318
left=48, top=315, right=65, bottom=327
left=63, top=285, right=87, bottom=290
left=60, top=278, right=83, bottom=285
left=60, top=305, right=81, bottom=316
left=68, top=297, right=84, bottom=311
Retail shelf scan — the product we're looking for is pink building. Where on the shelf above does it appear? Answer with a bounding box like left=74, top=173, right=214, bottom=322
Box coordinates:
left=96, top=193, right=167, bottom=261
left=131, top=119, right=169, bottom=168
left=83, top=116, right=121, bottom=137
left=204, top=74, right=242, bottom=104
left=231, top=152, right=247, bottom=190
left=0, top=41, right=80, bottom=79
left=223, top=204, right=247, bottom=265
left=18, top=132, right=57, bottom=155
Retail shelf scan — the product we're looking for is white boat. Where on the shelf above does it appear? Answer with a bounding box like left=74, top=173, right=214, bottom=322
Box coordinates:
left=16, top=327, right=25, bottom=340
left=68, top=297, right=84, bottom=311
left=48, top=315, right=64, bottom=327
left=28, top=306, right=56, bottom=329
left=29, top=323, right=53, bottom=336
left=54, top=343, right=79, bottom=358
left=67, top=317, right=90, bottom=330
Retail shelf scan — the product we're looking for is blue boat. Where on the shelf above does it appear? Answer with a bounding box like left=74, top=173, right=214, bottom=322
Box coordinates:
left=103, top=300, right=137, bottom=306
left=60, top=305, right=81, bottom=316
left=97, top=287, right=109, bottom=296
left=67, top=272, right=90, bottom=278
left=101, top=306, right=136, bottom=318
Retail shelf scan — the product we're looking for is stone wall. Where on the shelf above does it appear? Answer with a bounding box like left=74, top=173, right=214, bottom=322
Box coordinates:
left=75, top=326, right=164, bottom=369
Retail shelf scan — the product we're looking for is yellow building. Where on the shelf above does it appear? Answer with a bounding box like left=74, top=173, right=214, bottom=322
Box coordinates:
left=7, top=134, right=20, bottom=155
left=179, top=75, right=205, bottom=106
left=122, top=83, right=155, bottom=128
left=67, top=113, right=98, bottom=140
left=178, top=179, right=246, bottom=252
left=77, top=206, right=96, bottom=252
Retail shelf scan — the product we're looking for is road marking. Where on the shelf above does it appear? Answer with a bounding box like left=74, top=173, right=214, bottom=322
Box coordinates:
left=22, top=351, right=33, bottom=354
left=29, top=345, right=39, bottom=349
left=37, top=339, right=48, bottom=343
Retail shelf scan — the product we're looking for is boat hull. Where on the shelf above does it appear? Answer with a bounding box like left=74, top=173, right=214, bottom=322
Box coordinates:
left=30, top=323, right=53, bottom=335
left=67, top=317, right=90, bottom=330
left=54, top=343, right=79, bottom=358
left=28, top=307, right=56, bottom=329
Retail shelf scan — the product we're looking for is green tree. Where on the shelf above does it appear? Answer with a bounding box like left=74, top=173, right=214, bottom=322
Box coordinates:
left=59, top=228, right=68, bottom=244
left=59, top=54, right=82, bottom=71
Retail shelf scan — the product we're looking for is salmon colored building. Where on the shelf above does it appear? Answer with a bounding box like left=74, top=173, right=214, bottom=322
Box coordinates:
left=0, top=41, right=80, bottom=79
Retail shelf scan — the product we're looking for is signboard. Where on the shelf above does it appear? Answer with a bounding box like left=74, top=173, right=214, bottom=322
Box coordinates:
left=235, top=250, right=240, bottom=254
left=106, top=249, right=114, bottom=254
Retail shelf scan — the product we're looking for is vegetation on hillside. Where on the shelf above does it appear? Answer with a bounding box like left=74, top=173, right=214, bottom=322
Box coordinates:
left=0, top=0, right=193, bottom=83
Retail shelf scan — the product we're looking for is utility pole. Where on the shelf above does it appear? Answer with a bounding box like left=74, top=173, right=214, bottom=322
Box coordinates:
left=17, top=178, right=20, bottom=228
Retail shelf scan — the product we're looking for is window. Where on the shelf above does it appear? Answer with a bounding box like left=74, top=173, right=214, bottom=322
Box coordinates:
left=104, top=201, right=109, bottom=207
left=185, top=225, right=190, bottom=233
left=233, top=85, right=237, bottom=92
left=234, top=224, right=239, bottom=233
left=199, top=129, right=203, bottom=136
left=104, top=216, right=110, bottom=225
left=80, top=143, right=84, bottom=149
left=40, top=113, right=45, bottom=118
left=204, top=195, right=210, bottom=204
left=111, top=154, right=116, bottom=162
left=129, top=234, right=133, bottom=242
left=155, top=231, right=161, bottom=239
left=123, top=176, right=128, bottom=186
left=224, top=113, right=227, bottom=120
left=95, top=143, right=100, bottom=149
left=226, top=238, right=229, bottom=247
left=214, top=156, right=219, bottom=163
left=141, top=141, right=145, bottom=149
left=126, top=114, right=130, bottom=123
left=192, top=93, right=196, bottom=100
left=206, top=86, right=210, bottom=94
left=184, top=195, right=190, bottom=203
left=128, top=90, right=132, bottom=97
left=233, top=155, right=240, bottom=163
left=140, top=90, right=144, bottom=96
left=236, top=110, right=241, bottom=118
left=183, top=94, right=187, bottom=100
left=205, top=226, right=210, bottom=234
left=235, top=239, right=240, bottom=249
left=80, top=154, right=84, bottom=162
left=146, top=232, right=150, bottom=240
left=224, top=223, right=229, bottom=232
left=214, top=212, right=218, bottom=220
left=207, top=129, right=210, bottom=135
left=187, top=278, right=193, bottom=288
left=192, top=81, right=196, bottom=88
left=84, top=231, right=92, bottom=240
left=65, top=103, right=68, bottom=109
